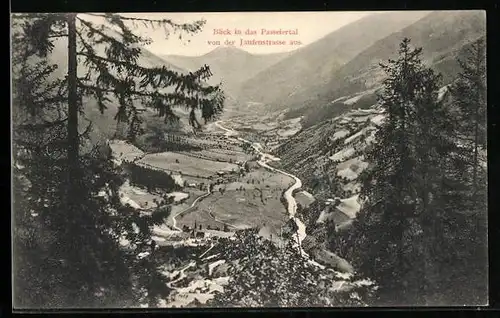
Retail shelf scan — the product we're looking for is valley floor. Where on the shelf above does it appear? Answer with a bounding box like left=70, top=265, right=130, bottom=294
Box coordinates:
left=111, top=117, right=371, bottom=307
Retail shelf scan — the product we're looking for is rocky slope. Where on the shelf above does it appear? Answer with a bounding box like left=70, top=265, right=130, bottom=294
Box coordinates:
left=153, top=232, right=375, bottom=307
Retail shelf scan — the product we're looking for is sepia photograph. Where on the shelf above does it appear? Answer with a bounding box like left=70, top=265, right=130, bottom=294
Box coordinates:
left=11, top=11, right=487, bottom=308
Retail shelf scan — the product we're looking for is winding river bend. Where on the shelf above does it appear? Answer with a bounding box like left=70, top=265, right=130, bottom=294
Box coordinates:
left=214, top=121, right=366, bottom=280
left=165, top=120, right=350, bottom=272
left=214, top=121, right=311, bottom=258
left=160, top=120, right=371, bottom=302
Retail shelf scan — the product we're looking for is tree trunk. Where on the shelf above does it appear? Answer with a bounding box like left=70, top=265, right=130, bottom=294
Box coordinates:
left=421, top=174, right=434, bottom=304
left=472, top=47, right=481, bottom=196
left=67, top=13, right=79, bottom=197
left=65, top=15, right=83, bottom=300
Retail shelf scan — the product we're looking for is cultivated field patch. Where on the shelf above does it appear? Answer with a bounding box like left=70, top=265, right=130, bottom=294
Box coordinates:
left=178, top=192, right=288, bottom=233
left=109, top=140, right=144, bottom=162
left=138, top=152, right=240, bottom=178
left=178, top=149, right=250, bottom=164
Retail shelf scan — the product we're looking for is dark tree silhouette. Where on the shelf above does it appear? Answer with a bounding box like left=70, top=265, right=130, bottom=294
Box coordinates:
left=348, top=38, right=487, bottom=305
left=12, top=13, right=224, bottom=308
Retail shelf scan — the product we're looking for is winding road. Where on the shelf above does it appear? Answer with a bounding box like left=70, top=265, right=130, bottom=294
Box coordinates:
left=171, top=189, right=212, bottom=231
left=169, top=186, right=239, bottom=233
left=214, top=122, right=359, bottom=274
left=163, top=121, right=313, bottom=296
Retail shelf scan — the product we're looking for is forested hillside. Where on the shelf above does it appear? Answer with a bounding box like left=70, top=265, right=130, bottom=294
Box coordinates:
left=12, top=13, right=224, bottom=308
left=286, top=11, right=486, bottom=128
left=272, top=37, right=487, bottom=305
left=236, top=12, right=428, bottom=111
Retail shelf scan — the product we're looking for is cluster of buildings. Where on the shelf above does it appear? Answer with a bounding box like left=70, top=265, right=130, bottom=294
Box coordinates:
left=181, top=220, right=231, bottom=239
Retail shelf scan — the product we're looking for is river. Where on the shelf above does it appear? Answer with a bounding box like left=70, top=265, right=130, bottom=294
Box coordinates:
left=158, top=120, right=350, bottom=272
left=214, top=121, right=312, bottom=259
left=158, top=120, right=372, bottom=305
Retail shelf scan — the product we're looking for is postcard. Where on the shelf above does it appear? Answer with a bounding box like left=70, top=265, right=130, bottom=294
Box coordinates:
left=11, top=11, right=487, bottom=308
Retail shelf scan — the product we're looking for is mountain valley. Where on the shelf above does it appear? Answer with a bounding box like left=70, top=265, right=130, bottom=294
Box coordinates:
left=12, top=11, right=488, bottom=308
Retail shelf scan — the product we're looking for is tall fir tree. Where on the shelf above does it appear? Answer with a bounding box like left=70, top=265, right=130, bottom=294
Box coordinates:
left=352, top=38, right=454, bottom=304
left=441, top=37, right=488, bottom=304
left=14, top=12, right=224, bottom=224
left=12, top=13, right=224, bottom=308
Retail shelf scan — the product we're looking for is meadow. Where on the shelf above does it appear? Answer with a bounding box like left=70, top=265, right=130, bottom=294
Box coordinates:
left=138, top=152, right=240, bottom=178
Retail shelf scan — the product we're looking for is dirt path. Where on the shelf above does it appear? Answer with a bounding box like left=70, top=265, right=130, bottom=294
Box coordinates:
left=171, top=189, right=211, bottom=231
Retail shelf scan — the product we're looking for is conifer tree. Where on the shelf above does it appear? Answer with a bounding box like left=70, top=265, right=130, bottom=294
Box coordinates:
left=15, top=12, right=224, bottom=218
left=439, top=37, right=488, bottom=304
left=12, top=49, right=135, bottom=306
left=12, top=13, right=224, bottom=308
left=353, top=38, right=450, bottom=304
left=449, top=38, right=487, bottom=195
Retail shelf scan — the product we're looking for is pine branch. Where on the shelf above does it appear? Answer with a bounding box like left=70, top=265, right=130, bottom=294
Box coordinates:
left=77, top=82, right=222, bottom=113
left=74, top=23, right=223, bottom=127
left=47, top=32, right=69, bottom=38
left=77, top=17, right=142, bottom=61
left=14, top=13, right=67, bottom=57
left=77, top=51, right=215, bottom=94
left=85, top=13, right=206, bottom=34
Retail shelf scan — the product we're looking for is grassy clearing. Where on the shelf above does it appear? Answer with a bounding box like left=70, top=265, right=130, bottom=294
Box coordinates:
left=109, top=141, right=144, bottom=161
left=138, top=152, right=240, bottom=178
left=295, top=191, right=315, bottom=209
left=180, top=149, right=250, bottom=163
left=243, top=168, right=294, bottom=187
left=176, top=167, right=293, bottom=233
left=175, top=207, right=230, bottom=231
left=213, top=167, right=294, bottom=195
left=124, top=187, right=163, bottom=209
left=179, top=192, right=289, bottom=233
left=162, top=188, right=208, bottom=225
left=183, top=176, right=213, bottom=186
left=183, top=189, right=207, bottom=205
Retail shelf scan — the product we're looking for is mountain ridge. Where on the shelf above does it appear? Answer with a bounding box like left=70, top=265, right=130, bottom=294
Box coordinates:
left=235, top=11, right=431, bottom=110
left=294, top=11, right=486, bottom=127
left=160, top=47, right=292, bottom=99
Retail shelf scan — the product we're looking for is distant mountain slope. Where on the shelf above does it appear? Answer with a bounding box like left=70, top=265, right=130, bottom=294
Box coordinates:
left=289, top=11, right=486, bottom=127
left=236, top=11, right=429, bottom=110
left=161, top=47, right=291, bottom=97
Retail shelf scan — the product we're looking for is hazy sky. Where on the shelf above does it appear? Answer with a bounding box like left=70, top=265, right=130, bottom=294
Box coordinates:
left=80, top=12, right=374, bottom=56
